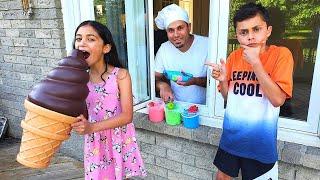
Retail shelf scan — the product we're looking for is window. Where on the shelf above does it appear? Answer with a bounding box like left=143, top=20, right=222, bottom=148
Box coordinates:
left=94, top=0, right=151, bottom=105
left=62, top=0, right=151, bottom=108
left=153, top=0, right=211, bottom=118
left=93, top=0, right=151, bottom=106
left=62, top=0, right=320, bottom=145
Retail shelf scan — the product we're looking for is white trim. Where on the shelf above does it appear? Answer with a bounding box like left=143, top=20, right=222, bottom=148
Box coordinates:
left=206, top=0, right=224, bottom=118
left=124, top=0, right=150, bottom=106
left=61, top=0, right=94, bottom=54
left=148, top=0, right=156, bottom=100
left=214, top=0, right=230, bottom=117
left=206, top=0, right=230, bottom=118
left=132, top=0, right=155, bottom=112
left=79, top=0, right=94, bottom=20
left=307, top=32, right=320, bottom=134
left=134, top=101, right=152, bottom=112
left=61, top=0, right=79, bottom=54
left=137, top=110, right=320, bottom=147
left=278, top=127, right=320, bottom=148
left=278, top=117, right=318, bottom=134
left=136, top=107, right=148, bottom=114
left=200, top=116, right=224, bottom=128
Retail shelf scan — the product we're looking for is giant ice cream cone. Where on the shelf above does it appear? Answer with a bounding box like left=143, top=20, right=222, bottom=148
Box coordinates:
left=17, top=99, right=77, bottom=168
left=17, top=49, right=90, bottom=168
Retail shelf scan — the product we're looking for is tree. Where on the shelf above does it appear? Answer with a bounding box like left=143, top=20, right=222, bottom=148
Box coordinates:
left=229, top=0, right=320, bottom=38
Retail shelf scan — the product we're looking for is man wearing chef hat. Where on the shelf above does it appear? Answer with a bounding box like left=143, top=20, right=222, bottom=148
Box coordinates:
left=154, top=4, right=208, bottom=104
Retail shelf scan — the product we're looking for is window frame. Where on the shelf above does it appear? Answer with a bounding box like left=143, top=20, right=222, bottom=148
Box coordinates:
left=276, top=34, right=320, bottom=135
left=61, top=0, right=154, bottom=111
left=61, top=0, right=320, bottom=147
left=211, top=0, right=320, bottom=145
left=132, top=0, right=158, bottom=111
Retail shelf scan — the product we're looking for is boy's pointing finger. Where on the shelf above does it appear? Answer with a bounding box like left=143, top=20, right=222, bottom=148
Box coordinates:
left=205, top=61, right=215, bottom=67
left=205, top=62, right=220, bottom=69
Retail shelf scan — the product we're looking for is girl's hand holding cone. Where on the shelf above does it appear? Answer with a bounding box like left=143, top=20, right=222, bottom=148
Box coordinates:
left=72, top=114, right=93, bottom=135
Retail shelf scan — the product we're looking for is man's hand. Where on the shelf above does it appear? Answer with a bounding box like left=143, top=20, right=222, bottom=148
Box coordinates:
left=71, top=114, right=93, bottom=135
left=155, top=72, right=174, bottom=102
left=205, top=59, right=227, bottom=82
left=176, top=77, right=207, bottom=87
left=159, top=83, right=174, bottom=102
left=176, top=77, right=196, bottom=86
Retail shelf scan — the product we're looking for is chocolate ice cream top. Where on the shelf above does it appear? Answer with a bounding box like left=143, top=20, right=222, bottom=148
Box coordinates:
left=28, top=49, right=90, bottom=118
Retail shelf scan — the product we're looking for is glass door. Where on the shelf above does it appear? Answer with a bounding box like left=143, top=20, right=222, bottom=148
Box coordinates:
left=93, top=0, right=151, bottom=108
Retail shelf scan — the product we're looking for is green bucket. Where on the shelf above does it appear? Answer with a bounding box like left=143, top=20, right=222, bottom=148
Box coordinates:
left=165, top=103, right=181, bottom=125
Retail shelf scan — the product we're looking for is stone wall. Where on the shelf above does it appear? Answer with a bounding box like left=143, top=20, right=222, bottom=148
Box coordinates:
left=0, top=0, right=66, bottom=137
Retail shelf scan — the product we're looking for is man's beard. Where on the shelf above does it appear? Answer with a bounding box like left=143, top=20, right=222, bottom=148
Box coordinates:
left=174, top=43, right=183, bottom=49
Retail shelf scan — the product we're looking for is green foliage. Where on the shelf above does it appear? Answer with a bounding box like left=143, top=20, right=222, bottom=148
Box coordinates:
left=229, top=0, right=319, bottom=37
left=94, top=0, right=107, bottom=25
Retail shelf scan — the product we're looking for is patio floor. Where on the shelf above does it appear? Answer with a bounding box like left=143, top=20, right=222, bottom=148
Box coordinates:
left=0, top=138, right=84, bottom=180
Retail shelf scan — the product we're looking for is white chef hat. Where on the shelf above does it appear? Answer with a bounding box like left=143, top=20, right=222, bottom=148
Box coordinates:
left=155, top=4, right=190, bottom=30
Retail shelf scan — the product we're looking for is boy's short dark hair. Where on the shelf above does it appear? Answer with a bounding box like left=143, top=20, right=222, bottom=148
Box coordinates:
left=233, top=3, right=270, bottom=30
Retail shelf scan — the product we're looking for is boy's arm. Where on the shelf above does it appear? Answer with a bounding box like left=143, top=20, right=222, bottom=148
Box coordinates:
left=219, top=80, right=229, bottom=100
left=241, top=45, right=288, bottom=107
left=252, top=63, right=286, bottom=107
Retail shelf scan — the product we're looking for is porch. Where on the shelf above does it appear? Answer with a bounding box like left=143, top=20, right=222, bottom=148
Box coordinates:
left=0, top=138, right=84, bottom=180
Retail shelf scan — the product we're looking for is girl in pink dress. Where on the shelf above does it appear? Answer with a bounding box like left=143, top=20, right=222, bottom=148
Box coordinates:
left=72, top=20, right=147, bottom=179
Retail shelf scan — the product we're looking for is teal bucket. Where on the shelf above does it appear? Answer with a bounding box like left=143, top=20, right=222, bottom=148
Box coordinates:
left=182, top=110, right=199, bottom=129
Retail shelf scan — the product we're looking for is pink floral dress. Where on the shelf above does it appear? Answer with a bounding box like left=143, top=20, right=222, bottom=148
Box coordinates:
left=84, top=67, right=147, bottom=179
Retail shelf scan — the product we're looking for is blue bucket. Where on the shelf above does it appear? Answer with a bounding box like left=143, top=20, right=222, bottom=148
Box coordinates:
left=181, top=110, right=199, bottom=129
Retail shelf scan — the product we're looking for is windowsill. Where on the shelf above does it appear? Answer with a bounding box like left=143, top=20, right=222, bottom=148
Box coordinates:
left=133, top=111, right=222, bottom=147
left=133, top=110, right=320, bottom=170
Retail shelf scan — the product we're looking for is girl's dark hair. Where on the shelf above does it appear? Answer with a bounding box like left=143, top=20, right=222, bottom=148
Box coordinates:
left=233, top=3, right=270, bottom=30
left=73, top=20, right=123, bottom=82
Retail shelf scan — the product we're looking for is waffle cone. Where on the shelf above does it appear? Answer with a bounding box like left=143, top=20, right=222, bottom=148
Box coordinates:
left=16, top=99, right=77, bottom=169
